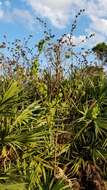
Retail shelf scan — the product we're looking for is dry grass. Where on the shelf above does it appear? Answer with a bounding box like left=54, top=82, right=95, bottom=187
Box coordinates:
left=104, top=181, right=107, bottom=189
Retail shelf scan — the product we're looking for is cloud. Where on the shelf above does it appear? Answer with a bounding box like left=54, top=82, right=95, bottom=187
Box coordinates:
left=0, top=0, right=107, bottom=46
left=25, top=0, right=107, bottom=44
left=26, top=0, right=88, bottom=28
left=4, top=0, right=11, bottom=7
left=86, top=0, right=107, bottom=19
left=12, top=9, right=35, bottom=29
left=26, top=0, right=73, bottom=28
left=0, top=0, right=10, bottom=20
left=26, top=0, right=107, bottom=47
left=89, top=16, right=107, bottom=36
left=0, top=5, right=35, bottom=30
left=85, top=0, right=107, bottom=45
left=61, top=34, right=87, bottom=45
left=0, top=9, right=4, bottom=19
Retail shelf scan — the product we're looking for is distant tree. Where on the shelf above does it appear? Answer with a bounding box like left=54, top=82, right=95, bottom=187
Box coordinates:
left=92, top=42, right=107, bottom=65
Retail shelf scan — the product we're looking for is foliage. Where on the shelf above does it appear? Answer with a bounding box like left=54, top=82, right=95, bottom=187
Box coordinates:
left=0, top=11, right=107, bottom=190
left=92, top=42, right=107, bottom=64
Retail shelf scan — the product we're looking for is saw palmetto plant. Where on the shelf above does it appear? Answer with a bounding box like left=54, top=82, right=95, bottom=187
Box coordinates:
left=0, top=80, right=46, bottom=187
left=0, top=79, right=72, bottom=190
left=58, top=67, right=107, bottom=190
left=0, top=13, right=107, bottom=189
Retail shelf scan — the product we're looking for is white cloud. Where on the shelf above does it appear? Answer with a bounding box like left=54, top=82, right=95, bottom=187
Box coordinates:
left=25, top=0, right=107, bottom=44
left=85, top=0, right=107, bottom=45
left=86, top=0, right=107, bottom=18
left=26, top=0, right=89, bottom=28
left=25, top=0, right=107, bottom=46
left=0, top=0, right=10, bottom=20
left=61, top=34, right=87, bottom=45
left=85, top=29, right=106, bottom=47
left=4, top=0, right=11, bottom=7
left=89, top=16, right=107, bottom=36
left=12, top=9, right=34, bottom=28
left=26, top=0, right=73, bottom=28
left=0, top=8, right=35, bottom=31
left=0, top=7, right=35, bottom=30
left=0, top=9, right=4, bottom=19
left=0, top=0, right=107, bottom=46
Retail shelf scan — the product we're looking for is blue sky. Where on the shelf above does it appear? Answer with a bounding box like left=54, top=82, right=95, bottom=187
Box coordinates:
left=0, top=0, right=107, bottom=48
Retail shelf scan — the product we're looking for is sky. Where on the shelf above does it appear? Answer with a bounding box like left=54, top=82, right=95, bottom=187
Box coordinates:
left=0, top=0, right=107, bottom=48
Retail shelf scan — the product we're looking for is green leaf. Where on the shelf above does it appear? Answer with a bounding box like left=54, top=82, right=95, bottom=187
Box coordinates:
left=0, top=183, right=26, bottom=190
